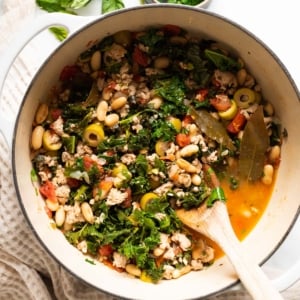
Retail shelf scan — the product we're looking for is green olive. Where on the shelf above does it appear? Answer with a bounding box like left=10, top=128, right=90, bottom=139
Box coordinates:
left=168, top=116, right=182, bottom=132
left=112, top=163, right=132, bottom=188
left=42, top=130, right=62, bottom=151
left=113, top=30, right=132, bottom=47
left=155, top=140, right=170, bottom=157
left=234, top=88, right=257, bottom=109
left=112, top=163, right=132, bottom=179
left=218, top=100, right=238, bottom=120
left=83, top=123, right=105, bottom=147
left=140, top=192, right=159, bottom=210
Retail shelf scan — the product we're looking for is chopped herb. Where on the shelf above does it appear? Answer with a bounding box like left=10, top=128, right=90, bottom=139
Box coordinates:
left=36, top=0, right=92, bottom=14
left=49, top=26, right=69, bottom=41
left=85, top=258, right=96, bottom=265
left=204, top=49, right=242, bottom=72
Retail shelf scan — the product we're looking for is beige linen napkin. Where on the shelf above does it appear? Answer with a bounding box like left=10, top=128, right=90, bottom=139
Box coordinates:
left=0, top=1, right=298, bottom=299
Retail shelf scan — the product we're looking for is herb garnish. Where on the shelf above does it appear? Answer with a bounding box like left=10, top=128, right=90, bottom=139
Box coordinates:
left=36, top=0, right=126, bottom=41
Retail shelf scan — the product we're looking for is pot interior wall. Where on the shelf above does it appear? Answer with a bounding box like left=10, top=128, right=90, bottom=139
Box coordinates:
left=13, top=6, right=300, bottom=300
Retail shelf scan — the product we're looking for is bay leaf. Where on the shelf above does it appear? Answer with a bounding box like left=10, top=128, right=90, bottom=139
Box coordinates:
left=238, top=106, right=270, bottom=181
left=188, top=106, right=236, bottom=151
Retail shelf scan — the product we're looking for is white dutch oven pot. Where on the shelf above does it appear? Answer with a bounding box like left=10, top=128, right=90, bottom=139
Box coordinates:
left=1, top=5, right=300, bottom=300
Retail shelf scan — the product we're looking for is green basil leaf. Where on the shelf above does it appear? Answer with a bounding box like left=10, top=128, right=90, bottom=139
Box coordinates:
left=49, top=26, right=69, bottom=41
left=102, top=0, right=125, bottom=14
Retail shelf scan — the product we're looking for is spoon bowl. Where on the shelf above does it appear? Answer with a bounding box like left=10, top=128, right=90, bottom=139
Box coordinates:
left=177, top=193, right=284, bottom=300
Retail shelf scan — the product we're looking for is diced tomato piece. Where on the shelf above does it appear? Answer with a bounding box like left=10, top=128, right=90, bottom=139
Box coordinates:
left=176, top=133, right=191, bottom=147
left=39, top=180, right=57, bottom=202
left=98, top=244, right=113, bottom=257
left=195, top=88, right=209, bottom=102
left=83, top=155, right=94, bottom=170
left=105, top=150, right=115, bottom=156
left=210, top=95, right=232, bottom=111
left=82, top=155, right=99, bottom=171
left=50, top=108, right=62, bottom=121
left=227, top=110, right=247, bottom=134
left=92, top=179, right=113, bottom=198
left=182, top=115, right=194, bottom=127
left=161, top=24, right=181, bottom=36
left=133, top=46, right=149, bottom=67
left=59, top=65, right=80, bottom=81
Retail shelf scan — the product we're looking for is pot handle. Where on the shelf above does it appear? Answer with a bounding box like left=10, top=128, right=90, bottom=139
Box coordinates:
left=273, top=259, right=300, bottom=292
left=0, top=13, right=93, bottom=149
left=270, top=215, right=300, bottom=292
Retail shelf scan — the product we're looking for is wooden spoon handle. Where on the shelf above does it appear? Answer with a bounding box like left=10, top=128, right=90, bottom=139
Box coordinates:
left=205, top=202, right=283, bottom=300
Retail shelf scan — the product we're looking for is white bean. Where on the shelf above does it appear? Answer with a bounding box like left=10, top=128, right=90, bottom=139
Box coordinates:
left=263, top=102, right=275, bottom=116
left=261, top=164, right=274, bottom=185
left=176, top=158, right=198, bottom=173
left=81, top=202, right=94, bottom=224
left=148, top=96, right=163, bottom=109
left=55, top=206, right=65, bottom=227
left=31, top=125, right=45, bottom=150
left=191, top=174, right=201, bottom=186
left=45, top=199, right=59, bottom=212
left=180, top=145, right=199, bottom=157
left=125, top=264, right=142, bottom=277
left=244, top=74, right=255, bottom=88
left=236, top=68, right=247, bottom=86
left=105, top=113, right=119, bottom=127
left=90, top=51, right=101, bottom=71
left=35, top=103, right=49, bottom=124
left=111, top=96, right=127, bottom=110
left=269, top=145, right=281, bottom=163
left=96, top=100, right=108, bottom=121
left=172, top=265, right=191, bottom=279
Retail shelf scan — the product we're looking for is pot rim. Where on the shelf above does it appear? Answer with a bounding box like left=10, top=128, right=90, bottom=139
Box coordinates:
left=11, top=4, right=300, bottom=299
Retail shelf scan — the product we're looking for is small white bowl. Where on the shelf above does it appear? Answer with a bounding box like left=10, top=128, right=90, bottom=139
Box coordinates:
left=145, top=0, right=212, bottom=9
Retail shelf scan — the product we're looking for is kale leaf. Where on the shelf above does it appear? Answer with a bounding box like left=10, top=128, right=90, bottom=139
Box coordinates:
left=204, top=49, right=242, bottom=72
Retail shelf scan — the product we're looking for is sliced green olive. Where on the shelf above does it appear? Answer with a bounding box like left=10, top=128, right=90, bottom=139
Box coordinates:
left=218, top=100, right=238, bottom=120
left=155, top=140, right=170, bottom=157
left=140, top=192, right=159, bottom=210
left=113, top=30, right=132, bottom=47
left=168, top=116, right=182, bottom=132
left=112, top=163, right=132, bottom=188
left=234, top=88, right=257, bottom=108
left=112, top=163, right=132, bottom=180
left=83, top=123, right=105, bottom=147
left=42, top=130, right=62, bottom=151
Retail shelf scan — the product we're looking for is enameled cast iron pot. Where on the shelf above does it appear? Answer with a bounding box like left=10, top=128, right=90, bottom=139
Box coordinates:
left=1, top=5, right=300, bottom=300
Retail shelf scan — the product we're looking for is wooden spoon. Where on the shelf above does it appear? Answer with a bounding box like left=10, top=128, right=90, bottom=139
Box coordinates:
left=176, top=167, right=283, bottom=300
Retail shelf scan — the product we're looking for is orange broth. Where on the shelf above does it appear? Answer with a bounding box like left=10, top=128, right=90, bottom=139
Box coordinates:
left=202, top=177, right=275, bottom=258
